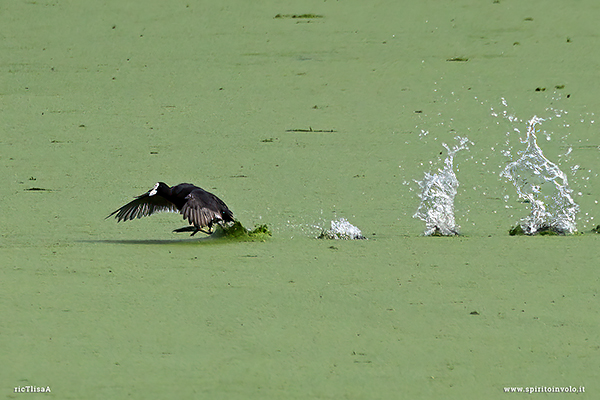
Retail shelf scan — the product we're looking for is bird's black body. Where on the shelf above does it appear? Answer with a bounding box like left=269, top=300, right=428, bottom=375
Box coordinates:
left=107, top=182, right=234, bottom=236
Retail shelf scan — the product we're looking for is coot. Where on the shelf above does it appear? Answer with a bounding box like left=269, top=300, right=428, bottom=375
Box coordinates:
left=107, top=182, right=234, bottom=236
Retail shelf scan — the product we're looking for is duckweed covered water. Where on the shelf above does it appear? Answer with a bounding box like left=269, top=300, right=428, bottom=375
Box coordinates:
left=2, top=1, right=600, bottom=399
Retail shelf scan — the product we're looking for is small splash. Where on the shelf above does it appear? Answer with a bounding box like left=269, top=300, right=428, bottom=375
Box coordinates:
left=500, top=116, right=579, bottom=235
left=413, top=136, right=471, bottom=236
left=318, top=218, right=366, bottom=240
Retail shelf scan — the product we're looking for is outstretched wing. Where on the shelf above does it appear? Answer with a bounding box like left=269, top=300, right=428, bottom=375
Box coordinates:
left=106, top=193, right=178, bottom=222
left=180, top=192, right=231, bottom=228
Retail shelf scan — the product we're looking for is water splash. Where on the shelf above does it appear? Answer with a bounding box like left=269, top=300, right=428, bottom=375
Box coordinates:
left=500, top=116, right=579, bottom=234
left=413, top=136, right=472, bottom=235
left=318, top=218, right=366, bottom=240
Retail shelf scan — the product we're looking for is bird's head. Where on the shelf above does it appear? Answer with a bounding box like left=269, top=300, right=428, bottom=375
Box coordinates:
left=149, top=182, right=168, bottom=196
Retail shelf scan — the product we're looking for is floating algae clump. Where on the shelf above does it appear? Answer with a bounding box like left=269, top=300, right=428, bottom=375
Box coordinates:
left=318, top=218, right=366, bottom=240
left=509, top=224, right=561, bottom=236
left=218, top=220, right=272, bottom=241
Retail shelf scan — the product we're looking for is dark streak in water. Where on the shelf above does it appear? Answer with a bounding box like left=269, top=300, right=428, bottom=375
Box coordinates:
left=286, top=127, right=336, bottom=133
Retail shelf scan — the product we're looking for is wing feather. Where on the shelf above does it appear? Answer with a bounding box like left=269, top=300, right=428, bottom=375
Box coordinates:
left=180, top=192, right=226, bottom=228
left=107, top=193, right=178, bottom=222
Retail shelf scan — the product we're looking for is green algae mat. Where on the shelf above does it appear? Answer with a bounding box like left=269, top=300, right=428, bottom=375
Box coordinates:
left=2, top=1, right=599, bottom=399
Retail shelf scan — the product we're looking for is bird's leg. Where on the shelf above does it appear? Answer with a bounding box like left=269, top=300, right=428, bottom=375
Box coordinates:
left=173, top=226, right=196, bottom=234
left=173, top=225, right=214, bottom=236
left=192, top=226, right=213, bottom=236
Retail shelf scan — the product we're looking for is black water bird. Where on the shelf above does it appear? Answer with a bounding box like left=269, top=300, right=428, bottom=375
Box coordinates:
left=107, top=182, right=234, bottom=236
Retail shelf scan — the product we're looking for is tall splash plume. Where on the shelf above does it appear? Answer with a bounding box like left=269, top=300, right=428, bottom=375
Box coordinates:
left=500, top=116, right=579, bottom=234
left=413, top=136, right=471, bottom=236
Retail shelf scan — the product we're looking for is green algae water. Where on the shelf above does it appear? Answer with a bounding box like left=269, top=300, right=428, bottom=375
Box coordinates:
left=2, top=1, right=600, bottom=399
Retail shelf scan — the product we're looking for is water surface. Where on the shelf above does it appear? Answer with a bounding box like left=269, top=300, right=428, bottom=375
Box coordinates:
left=2, top=1, right=599, bottom=398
